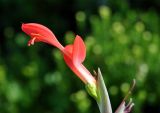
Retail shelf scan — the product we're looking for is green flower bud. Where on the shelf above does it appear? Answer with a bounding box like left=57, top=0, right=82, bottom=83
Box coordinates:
left=85, top=82, right=98, bottom=99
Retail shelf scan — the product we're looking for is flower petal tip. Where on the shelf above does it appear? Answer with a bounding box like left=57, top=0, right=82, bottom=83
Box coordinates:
left=21, top=23, right=64, bottom=50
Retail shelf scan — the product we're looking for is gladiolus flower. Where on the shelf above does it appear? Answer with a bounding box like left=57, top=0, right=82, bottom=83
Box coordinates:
left=21, top=23, right=96, bottom=85
left=21, top=23, right=135, bottom=113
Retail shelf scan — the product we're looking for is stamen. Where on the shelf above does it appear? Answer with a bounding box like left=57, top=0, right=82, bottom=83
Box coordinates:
left=31, top=37, right=36, bottom=45
left=28, top=37, right=36, bottom=46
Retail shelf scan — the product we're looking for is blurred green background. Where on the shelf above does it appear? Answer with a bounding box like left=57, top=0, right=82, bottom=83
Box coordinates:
left=0, top=0, right=160, bottom=113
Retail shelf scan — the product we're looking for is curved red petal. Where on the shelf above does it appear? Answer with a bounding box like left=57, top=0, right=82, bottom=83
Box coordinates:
left=64, top=45, right=73, bottom=55
left=63, top=45, right=87, bottom=83
left=63, top=45, right=95, bottom=84
left=21, top=23, right=64, bottom=50
left=72, top=35, right=86, bottom=65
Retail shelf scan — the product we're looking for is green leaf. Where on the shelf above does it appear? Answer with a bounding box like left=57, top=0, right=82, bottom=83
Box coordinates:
left=96, top=68, right=113, bottom=113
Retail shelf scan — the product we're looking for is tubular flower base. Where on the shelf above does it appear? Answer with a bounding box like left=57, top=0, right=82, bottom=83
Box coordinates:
left=21, top=23, right=135, bottom=113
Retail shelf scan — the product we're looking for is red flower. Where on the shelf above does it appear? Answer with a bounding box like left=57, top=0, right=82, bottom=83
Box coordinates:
left=22, top=23, right=96, bottom=84
left=63, top=35, right=96, bottom=84
left=21, top=23, right=64, bottom=51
